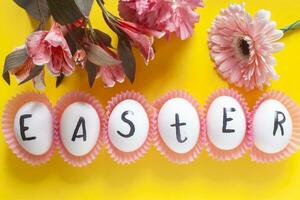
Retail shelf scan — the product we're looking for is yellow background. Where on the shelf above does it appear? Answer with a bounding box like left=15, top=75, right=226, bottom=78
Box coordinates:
left=0, top=0, right=300, bottom=199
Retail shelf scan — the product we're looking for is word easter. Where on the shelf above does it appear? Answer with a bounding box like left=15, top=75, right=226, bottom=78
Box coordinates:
left=2, top=90, right=300, bottom=167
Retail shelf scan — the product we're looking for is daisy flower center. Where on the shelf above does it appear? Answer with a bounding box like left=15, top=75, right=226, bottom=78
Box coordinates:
left=233, top=36, right=252, bottom=61
left=239, top=38, right=250, bottom=57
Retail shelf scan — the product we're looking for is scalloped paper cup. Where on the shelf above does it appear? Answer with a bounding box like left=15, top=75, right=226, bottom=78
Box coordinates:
left=103, top=91, right=156, bottom=164
left=54, top=91, right=105, bottom=167
left=203, top=89, right=253, bottom=161
left=250, top=91, right=300, bottom=163
left=153, top=90, right=205, bottom=164
left=2, top=92, right=55, bottom=166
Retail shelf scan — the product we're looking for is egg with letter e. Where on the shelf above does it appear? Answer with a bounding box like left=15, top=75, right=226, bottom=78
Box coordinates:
left=204, top=89, right=251, bottom=161
left=2, top=93, right=55, bottom=165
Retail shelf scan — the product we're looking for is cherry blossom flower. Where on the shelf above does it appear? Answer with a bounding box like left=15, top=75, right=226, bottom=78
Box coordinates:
left=208, top=3, right=284, bottom=90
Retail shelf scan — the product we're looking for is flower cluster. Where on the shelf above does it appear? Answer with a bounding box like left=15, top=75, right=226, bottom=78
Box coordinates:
left=4, top=1, right=299, bottom=91
left=3, top=0, right=200, bottom=89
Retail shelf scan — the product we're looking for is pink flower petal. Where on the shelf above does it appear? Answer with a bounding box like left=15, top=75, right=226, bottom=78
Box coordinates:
left=118, top=0, right=203, bottom=39
left=45, top=23, right=75, bottom=76
left=33, top=69, right=46, bottom=90
left=118, top=22, right=155, bottom=64
left=26, top=31, right=51, bottom=66
left=98, top=66, right=116, bottom=88
left=47, top=47, right=64, bottom=76
left=111, top=64, right=125, bottom=83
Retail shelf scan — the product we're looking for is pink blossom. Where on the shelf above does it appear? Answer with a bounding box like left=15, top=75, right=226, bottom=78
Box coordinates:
left=116, top=19, right=165, bottom=64
left=97, top=64, right=126, bottom=88
left=26, top=23, right=75, bottom=76
left=119, top=0, right=204, bottom=40
left=93, top=45, right=125, bottom=87
left=208, top=3, right=284, bottom=90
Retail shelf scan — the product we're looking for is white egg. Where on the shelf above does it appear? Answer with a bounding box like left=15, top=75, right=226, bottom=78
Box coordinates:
left=60, top=102, right=100, bottom=156
left=253, top=99, right=292, bottom=154
left=14, top=102, right=53, bottom=155
left=157, top=98, right=200, bottom=154
left=206, top=96, right=246, bottom=150
left=108, top=99, right=149, bottom=152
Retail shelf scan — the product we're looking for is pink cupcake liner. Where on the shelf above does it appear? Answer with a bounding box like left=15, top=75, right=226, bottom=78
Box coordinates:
left=54, top=91, right=106, bottom=167
left=250, top=91, right=300, bottom=163
left=153, top=90, right=205, bottom=164
left=2, top=92, right=55, bottom=166
left=103, top=91, right=156, bottom=164
left=203, top=89, right=253, bottom=161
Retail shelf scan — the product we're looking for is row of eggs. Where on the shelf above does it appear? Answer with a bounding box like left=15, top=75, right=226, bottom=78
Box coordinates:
left=2, top=89, right=300, bottom=167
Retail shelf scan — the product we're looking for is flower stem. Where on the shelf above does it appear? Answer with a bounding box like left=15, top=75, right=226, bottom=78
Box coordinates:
left=86, top=18, right=97, bottom=43
left=95, top=0, right=125, bottom=36
left=96, top=0, right=107, bottom=15
left=95, top=0, right=119, bottom=22
left=281, top=20, right=300, bottom=33
left=36, top=0, right=45, bottom=30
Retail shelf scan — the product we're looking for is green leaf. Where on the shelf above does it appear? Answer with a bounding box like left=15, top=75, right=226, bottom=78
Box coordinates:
left=47, top=0, right=82, bottom=25
left=86, top=44, right=121, bottom=66
left=14, top=0, right=50, bottom=22
left=86, top=60, right=99, bottom=88
left=92, top=29, right=112, bottom=48
left=3, top=47, right=28, bottom=85
left=74, top=0, right=94, bottom=17
left=118, top=38, right=136, bottom=83
left=19, top=65, right=44, bottom=85
left=56, top=74, right=65, bottom=87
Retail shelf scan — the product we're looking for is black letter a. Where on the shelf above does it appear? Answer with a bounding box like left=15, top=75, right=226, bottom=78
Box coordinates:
left=72, top=117, right=87, bottom=142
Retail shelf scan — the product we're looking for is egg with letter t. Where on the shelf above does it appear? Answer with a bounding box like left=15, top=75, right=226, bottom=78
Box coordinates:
left=153, top=90, right=204, bottom=164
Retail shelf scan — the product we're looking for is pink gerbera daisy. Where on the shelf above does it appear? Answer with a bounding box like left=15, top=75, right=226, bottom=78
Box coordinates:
left=208, top=3, right=284, bottom=90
